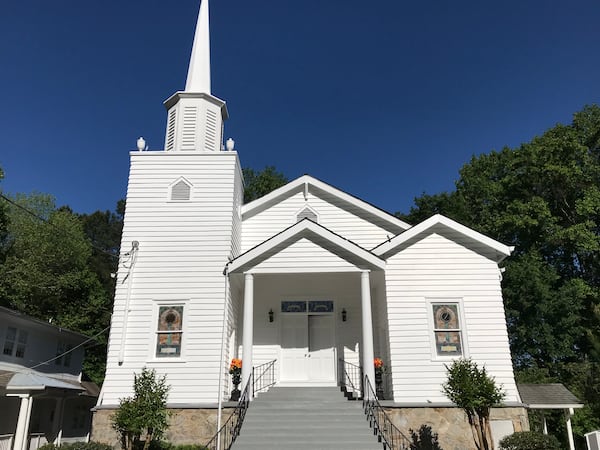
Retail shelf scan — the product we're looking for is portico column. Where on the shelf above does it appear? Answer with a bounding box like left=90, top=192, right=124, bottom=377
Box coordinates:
left=361, top=270, right=376, bottom=399
left=241, top=273, right=254, bottom=395
left=12, top=394, right=33, bottom=450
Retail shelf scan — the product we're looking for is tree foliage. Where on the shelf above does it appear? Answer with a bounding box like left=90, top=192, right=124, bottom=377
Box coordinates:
left=242, top=166, right=288, bottom=203
left=0, top=187, right=122, bottom=384
left=442, top=359, right=505, bottom=450
left=112, top=368, right=171, bottom=450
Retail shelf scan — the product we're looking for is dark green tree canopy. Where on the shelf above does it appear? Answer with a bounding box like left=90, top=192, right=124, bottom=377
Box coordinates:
left=243, top=166, right=288, bottom=203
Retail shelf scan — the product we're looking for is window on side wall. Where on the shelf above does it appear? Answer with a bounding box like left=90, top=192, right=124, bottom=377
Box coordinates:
left=156, top=306, right=184, bottom=358
left=432, top=303, right=463, bottom=357
left=3, top=327, right=27, bottom=358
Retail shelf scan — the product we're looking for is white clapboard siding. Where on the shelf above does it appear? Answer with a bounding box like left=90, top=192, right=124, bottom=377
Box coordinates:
left=252, top=238, right=357, bottom=272
left=242, top=191, right=396, bottom=252
left=101, top=151, right=242, bottom=406
left=384, top=232, right=519, bottom=404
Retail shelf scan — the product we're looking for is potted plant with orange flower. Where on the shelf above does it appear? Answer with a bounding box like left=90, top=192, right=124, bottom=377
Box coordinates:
left=374, top=357, right=385, bottom=399
left=229, top=358, right=242, bottom=401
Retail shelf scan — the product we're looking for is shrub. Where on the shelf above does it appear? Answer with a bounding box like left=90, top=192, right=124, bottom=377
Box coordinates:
left=499, top=431, right=561, bottom=450
left=409, top=425, right=444, bottom=450
left=38, top=443, right=113, bottom=450
left=112, top=368, right=171, bottom=450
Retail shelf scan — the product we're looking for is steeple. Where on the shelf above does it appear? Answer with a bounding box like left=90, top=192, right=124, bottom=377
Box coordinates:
left=185, top=0, right=211, bottom=94
left=163, top=0, right=228, bottom=153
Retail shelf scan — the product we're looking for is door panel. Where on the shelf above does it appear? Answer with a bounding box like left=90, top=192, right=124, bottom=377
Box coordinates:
left=280, top=314, right=308, bottom=381
left=308, top=315, right=335, bottom=381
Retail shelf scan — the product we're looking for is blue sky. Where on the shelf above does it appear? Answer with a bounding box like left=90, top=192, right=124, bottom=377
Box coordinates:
left=1, top=1, right=599, bottom=216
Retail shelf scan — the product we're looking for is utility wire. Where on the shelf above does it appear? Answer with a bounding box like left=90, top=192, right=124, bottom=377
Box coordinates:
left=0, top=193, right=120, bottom=260
left=0, top=325, right=111, bottom=382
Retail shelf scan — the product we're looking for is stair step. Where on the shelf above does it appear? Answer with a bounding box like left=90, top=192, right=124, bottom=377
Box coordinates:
left=231, top=387, right=381, bottom=450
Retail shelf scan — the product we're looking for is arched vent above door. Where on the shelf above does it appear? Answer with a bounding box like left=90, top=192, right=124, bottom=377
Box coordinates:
left=297, top=207, right=318, bottom=223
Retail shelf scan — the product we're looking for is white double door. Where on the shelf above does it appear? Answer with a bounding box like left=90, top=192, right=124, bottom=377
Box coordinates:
left=280, top=314, right=335, bottom=383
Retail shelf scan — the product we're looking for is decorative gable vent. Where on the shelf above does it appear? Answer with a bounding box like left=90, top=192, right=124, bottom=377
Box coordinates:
left=297, top=207, right=318, bottom=223
left=165, top=109, right=177, bottom=151
left=170, top=179, right=192, bottom=201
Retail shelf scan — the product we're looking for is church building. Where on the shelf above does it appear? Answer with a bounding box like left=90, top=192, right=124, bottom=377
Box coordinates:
left=92, top=1, right=528, bottom=448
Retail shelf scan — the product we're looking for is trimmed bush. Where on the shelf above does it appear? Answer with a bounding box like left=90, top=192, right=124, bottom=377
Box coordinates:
left=499, top=431, right=561, bottom=450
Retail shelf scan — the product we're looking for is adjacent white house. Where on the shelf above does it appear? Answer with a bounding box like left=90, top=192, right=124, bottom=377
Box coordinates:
left=0, top=307, right=99, bottom=450
left=92, top=1, right=528, bottom=447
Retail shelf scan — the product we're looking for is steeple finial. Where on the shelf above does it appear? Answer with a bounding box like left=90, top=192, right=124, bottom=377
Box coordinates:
left=185, top=0, right=211, bottom=94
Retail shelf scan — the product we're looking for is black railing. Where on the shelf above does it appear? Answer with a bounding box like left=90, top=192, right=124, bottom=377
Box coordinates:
left=252, top=359, right=276, bottom=395
left=339, top=359, right=363, bottom=399
left=204, top=373, right=253, bottom=450
left=363, top=375, right=415, bottom=450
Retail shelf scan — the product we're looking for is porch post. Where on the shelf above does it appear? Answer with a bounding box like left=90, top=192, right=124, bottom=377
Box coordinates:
left=361, top=270, right=376, bottom=399
left=52, top=397, right=65, bottom=445
left=566, top=408, right=575, bottom=450
left=241, top=273, right=254, bottom=395
left=12, top=394, right=33, bottom=450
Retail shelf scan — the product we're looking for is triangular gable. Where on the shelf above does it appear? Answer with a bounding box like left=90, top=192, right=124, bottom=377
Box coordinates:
left=241, top=175, right=410, bottom=233
left=228, top=219, right=385, bottom=274
left=372, top=214, right=513, bottom=263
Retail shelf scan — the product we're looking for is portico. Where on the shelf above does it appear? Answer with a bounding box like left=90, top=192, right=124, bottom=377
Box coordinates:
left=228, top=219, right=386, bottom=397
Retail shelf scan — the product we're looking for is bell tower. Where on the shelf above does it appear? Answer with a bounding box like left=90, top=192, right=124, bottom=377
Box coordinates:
left=163, top=0, right=228, bottom=152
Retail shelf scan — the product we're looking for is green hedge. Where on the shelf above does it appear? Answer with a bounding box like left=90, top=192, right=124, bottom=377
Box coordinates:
left=499, top=431, right=561, bottom=450
left=38, top=443, right=113, bottom=450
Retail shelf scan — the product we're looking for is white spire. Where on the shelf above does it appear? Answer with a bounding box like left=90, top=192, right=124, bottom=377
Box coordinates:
left=185, top=0, right=211, bottom=94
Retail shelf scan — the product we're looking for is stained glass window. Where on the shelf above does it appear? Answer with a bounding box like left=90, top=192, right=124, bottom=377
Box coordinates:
left=156, top=306, right=183, bottom=357
left=432, top=304, right=462, bottom=356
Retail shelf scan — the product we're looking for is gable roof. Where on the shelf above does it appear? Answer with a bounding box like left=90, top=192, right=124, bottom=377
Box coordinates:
left=372, top=214, right=513, bottom=263
left=228, top=218, right=386, bottom=274
left=241, top=175, right=410, bottom=233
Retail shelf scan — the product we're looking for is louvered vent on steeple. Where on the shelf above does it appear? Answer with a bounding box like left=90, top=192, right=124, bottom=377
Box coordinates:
left=165, top=109, right=177, bottom=151
left=170, top=179, right=192, bottom=201
left=297, top=207, right=318, bottom=223
left=205, top=109, right=217, bottom=151
left=181, top=106, right=198, bottom=150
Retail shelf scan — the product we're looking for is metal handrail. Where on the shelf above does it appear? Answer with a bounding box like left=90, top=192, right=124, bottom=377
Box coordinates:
left=204, top=360, right=278, bottom=450
left=339, top=358, right=363, bottom=399
left=363, top=375, right=415, bottom=450
left=204, top=373, right=253, bottom=450
left=252, top=359, right=276, bottom=395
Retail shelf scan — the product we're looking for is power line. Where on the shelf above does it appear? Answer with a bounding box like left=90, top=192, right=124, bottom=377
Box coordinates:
left=0, top=325, right=111, bottom=382
left=0, top=193, right=120, bottom=260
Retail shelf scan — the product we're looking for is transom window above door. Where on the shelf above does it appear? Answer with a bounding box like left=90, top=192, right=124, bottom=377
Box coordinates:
left=281, top=300, right=333, bottom=313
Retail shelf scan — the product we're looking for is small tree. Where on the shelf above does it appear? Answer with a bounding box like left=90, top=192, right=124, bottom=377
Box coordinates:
left=442, top=359, right=505, bottom=450
left=112, top=368, right=171, bottom=450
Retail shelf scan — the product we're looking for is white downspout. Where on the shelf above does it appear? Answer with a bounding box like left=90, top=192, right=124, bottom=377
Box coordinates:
left=216, top=262, right=231, bottom=450
left=118, top=241, right=139, bottom=365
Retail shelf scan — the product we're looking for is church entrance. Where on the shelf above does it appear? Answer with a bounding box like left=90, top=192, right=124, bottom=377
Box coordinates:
left=279, top=301, right=336, bottom=384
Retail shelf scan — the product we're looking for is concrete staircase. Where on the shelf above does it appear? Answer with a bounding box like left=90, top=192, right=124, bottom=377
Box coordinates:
left=231, top=386, right=382, bottom=450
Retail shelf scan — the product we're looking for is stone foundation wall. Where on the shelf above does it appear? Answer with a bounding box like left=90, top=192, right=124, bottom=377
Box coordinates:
left=383, top=407, right=529, bottom=450
left=91, top=408, right=234, bottom=447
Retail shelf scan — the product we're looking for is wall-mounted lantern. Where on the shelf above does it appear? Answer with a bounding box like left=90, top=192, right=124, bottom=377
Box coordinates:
left=268, top=309, right=274, bottom=323
left=341, top=308, right=347, bottom=322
